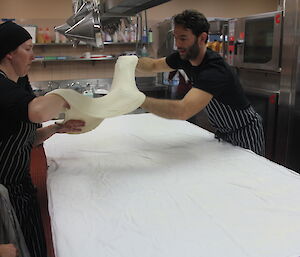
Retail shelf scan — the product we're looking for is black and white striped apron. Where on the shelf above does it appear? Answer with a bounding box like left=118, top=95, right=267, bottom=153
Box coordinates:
left=205, top=98, right=265, bottom=155
left=0, top=121, right=47, bottom=257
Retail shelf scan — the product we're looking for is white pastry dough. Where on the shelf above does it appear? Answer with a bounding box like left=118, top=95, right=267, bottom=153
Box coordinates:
left=47, top=56, right=145, bottom=133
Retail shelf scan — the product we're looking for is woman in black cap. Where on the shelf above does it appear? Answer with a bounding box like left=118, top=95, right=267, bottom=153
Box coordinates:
left=0, top=21, right=85, bottom=257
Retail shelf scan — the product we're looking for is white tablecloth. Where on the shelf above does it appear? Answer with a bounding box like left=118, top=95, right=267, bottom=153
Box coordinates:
left=44, top=113, right=300, bottom=257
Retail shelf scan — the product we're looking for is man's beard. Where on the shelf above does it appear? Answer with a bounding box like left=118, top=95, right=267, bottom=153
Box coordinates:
left=179, top=39, right=200, bottom=61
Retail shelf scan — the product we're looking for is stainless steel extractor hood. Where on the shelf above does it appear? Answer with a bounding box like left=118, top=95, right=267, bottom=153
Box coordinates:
left=55, top=0, right=171, bottom=48
left=55, top=1, right=103, bottom=48
left=103, top=0, right=171, bottom=15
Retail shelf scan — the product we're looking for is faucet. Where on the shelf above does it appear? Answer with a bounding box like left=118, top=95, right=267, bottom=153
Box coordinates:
left=70, top=81, right=83, bottom=93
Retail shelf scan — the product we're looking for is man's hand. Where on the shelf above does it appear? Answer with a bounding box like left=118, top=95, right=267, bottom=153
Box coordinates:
left=55, top=120, right=86, bottom=134
left=0, top=244, right=17, bottom=257
left=136, top=57, right=172, bottom=73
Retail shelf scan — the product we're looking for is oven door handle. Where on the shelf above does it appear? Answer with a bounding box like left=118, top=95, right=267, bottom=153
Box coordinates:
left=244, top=87, right=280, bottom=96
left=234, top=40, right=244, bottom=54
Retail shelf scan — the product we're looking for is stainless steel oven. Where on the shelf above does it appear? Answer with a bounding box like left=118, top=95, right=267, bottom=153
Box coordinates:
left=227, top=11, right=283, bottom=72
left=244, top=88, right=279, bottom=159
left=238, top=68, right=281, bottom=160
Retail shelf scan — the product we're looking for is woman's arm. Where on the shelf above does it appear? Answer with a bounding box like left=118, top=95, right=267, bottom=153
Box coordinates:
left=28, top=94, right=69, bottom=123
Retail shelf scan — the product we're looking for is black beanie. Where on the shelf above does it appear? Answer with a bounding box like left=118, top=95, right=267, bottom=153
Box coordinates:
left=0, top=21, right=32, bottom=61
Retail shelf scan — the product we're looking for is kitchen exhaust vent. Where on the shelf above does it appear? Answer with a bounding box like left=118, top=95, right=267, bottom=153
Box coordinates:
left=103, top=0, right=171, bottom=15
left=55, top=0, right=171, bottom=48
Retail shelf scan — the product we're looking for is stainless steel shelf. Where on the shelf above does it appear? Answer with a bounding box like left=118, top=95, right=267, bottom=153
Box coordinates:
left=34, top=42, right=137, bottom=46
left=33, top=56, right=116, bottom=63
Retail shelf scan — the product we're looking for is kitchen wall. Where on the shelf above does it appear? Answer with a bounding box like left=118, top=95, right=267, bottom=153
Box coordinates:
left=0, top=0, right=279, bottom=20
left=147, top=0, right=279, bottom=59
left=0, top=0, right=279, bottom=82
left=0, top=0, right=73, bottom=20
left=148, top=0, right=279, bottom=21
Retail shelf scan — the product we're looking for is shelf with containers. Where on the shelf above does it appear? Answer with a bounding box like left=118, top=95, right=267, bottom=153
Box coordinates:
left=29, top=41, right=139, bottom=81
left=24, top=15, right=153, bottom=81
left=33, top=55, right=116, bottom=64
left=31, top=20, right=141, bottom=66
left=34, top=42, right=138, bottom=46
left=32, top=41, right=138, bottom=67
left=207, top=18, right=229, bottom=60
left=25, top=12, right=154, bottom=65
left=32, top=40, right=153, bottom=66
left=33, top=43, right=136, bottom=64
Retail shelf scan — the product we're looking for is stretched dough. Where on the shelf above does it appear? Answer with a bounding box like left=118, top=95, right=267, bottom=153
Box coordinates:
left=47, top=56, right=145, bottom=133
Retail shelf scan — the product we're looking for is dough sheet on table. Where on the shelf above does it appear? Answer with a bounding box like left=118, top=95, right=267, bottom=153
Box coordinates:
left=44, top=114, right=300, bottom=257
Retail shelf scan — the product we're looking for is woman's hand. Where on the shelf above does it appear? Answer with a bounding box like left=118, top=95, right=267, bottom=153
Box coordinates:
left=0, top=244, right=17, bottom=257
left=55, top=120, right=86, bottom=134
left=34, top=120, right=86, bottom=146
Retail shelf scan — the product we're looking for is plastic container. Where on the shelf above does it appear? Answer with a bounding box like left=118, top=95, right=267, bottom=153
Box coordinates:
left=129, top=25, right=136, bottom=42
left=112, top=31, right=118, bottom=42
left=44, top=56, right=56, bottom=60
left=55, top=31, right=60, bottom=43
left=44, top=28, right=51, bottom=43
left=105, top=32, right=112, bottom=42
left=123, top=28, right=129, bottom=42
left=141, top=45, right=148, bottom=57
left=170, top=72, right=179, bottom=86
left=37, top=28, right=44, bottom=44
left=142, top=26, right=148, bottom=43
left=60, top=34, right=67, bottom=43
left=148, top=28, right=153, bottom=43
left=211, top=40, right=220, bottom=52
left=219, top=41, right=223, bottom=54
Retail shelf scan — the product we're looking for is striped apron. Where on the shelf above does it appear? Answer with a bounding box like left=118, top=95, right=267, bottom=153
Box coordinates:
left=0, top=121, right=47, bottom=257
left=205, top=98, right=265, bottom=156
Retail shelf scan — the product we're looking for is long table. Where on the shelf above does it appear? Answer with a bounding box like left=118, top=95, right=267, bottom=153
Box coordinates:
left=44, top=113, right=300, bottom=257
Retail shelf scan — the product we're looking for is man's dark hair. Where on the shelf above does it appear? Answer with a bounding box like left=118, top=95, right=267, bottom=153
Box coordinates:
left=173, top=9, right=210, bottom=37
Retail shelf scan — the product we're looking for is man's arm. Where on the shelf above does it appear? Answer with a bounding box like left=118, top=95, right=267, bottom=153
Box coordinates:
left=136, top=57, right=174, bottom=73
left=141, top=88, right=213, bottom=120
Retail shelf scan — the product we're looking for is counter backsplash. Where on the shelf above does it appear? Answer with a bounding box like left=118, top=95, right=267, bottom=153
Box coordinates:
left=31, top=76, right=159, bottom=97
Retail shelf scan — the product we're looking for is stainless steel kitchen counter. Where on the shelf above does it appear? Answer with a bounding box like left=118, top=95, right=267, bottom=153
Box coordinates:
left=31, top=78, right=168, bottom=115
left=31, top=77, right=167, bottom=97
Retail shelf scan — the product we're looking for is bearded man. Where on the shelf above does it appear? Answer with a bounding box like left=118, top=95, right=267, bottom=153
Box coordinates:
left=136, top=9, right=265, bottom=155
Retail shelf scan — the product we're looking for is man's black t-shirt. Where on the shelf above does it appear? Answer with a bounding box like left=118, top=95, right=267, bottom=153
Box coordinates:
left=166, top=48, right=250, bottom=110
left=165, top=49, right=265, bottom=155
